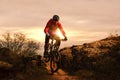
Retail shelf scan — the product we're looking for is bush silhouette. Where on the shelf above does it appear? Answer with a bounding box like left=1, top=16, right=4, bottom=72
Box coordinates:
left=0, top=32, right=40, bottom=56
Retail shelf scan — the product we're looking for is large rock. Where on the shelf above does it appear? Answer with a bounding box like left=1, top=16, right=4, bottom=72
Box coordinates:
left=59, top=35, right=120, bottom=72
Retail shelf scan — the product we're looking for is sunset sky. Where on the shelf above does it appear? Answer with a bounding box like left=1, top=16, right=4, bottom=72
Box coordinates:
left=0, top=0, right=120, bottom=51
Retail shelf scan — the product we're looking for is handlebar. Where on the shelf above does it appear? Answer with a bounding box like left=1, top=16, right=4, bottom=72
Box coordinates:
left=61, top=38, right=68, bottom=41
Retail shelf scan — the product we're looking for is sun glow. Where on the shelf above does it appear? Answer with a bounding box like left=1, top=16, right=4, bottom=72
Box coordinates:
left=21, top=28, right=45, bottom=42
left=56, top=29, right=64, bottom=39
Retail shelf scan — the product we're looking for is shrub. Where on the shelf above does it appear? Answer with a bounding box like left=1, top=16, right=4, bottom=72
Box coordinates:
left=0, top=32, right=40, bottom=56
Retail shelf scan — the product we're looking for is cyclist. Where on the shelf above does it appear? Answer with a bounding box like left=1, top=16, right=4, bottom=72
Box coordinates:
left=43, top=15, right=67, bottom=58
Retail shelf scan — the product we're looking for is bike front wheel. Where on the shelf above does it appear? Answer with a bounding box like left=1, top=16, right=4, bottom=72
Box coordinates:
left=50, top=54, right=61, bottom=73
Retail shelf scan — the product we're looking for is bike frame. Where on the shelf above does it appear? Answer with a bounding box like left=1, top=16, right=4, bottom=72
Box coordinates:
left=49, top=38, right=59, bottom=53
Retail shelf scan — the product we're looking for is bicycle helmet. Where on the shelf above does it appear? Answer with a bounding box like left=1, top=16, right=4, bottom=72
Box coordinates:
left=53, top=15, right=59, bottom=21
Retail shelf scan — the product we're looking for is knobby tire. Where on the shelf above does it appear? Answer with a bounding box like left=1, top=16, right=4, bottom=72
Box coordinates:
left=50, top=52, right=61, bottom=74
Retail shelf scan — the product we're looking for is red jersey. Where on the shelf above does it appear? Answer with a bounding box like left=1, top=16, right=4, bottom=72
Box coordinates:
left=44, top=19, right=66, bottom=36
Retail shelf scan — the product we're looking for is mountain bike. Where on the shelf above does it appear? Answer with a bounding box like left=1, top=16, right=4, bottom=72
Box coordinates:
left=45, top=36, right=67, bottom=74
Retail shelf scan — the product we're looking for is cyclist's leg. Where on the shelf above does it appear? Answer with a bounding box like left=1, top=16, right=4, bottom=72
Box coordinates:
left=53, top=35, right=61, bottom=49
left=56, top=36, right=61, bottom=49
left=44, top=35, right=50, bottom=58
left=56, top=40, right=61, bottom=49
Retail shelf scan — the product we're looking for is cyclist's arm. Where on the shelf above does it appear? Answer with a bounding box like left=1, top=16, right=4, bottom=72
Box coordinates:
left=44, top=19, right=52, bottom=34
left=57, top=22, right=66, bottom=37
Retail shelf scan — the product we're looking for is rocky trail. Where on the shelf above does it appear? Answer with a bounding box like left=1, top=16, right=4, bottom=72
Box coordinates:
left=42, top=69, right=79, bottom=80
left=38, top=62, right=79, bottom=80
